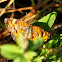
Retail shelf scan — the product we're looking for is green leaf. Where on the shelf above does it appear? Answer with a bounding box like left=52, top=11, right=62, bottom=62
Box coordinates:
left=28, top=37, right=44, bottom=50
left=14, top=55, right=27, bottom=62
left=45, top=34, right=62, bottom=48
left=33, top=55, right=45, bottom=62
left=38, top=12, right=57, bottom=28
left=17, top=33, right=28, bottom=50
left=33, top=37, right=44, bottom=46
left=40, top=48, right=50, bottom=55
left=25, top=51, right=37, bottom=60
left=1, top=44, right=23, bottom=60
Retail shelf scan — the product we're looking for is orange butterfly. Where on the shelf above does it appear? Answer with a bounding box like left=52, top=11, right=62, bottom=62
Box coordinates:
left=4, top=18, right=50, bottom=41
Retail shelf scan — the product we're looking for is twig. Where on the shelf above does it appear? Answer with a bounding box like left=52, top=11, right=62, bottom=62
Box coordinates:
left=31, top=0, right=36, bottom=6
left=25, top=14, right=37, bottom=22
left=20, top=9, right=36, bottom=21
left=0, top=0, right=14, bottom=17
left=4, top=7, right=33, bottom=13
left=10, top=0, right=15, bottom=18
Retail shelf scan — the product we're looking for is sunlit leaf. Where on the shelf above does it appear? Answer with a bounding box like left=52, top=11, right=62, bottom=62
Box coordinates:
left=24, top=51, right=37, bottom=60
left=38, top=12, right=57, bottom=30
left=28, top=37, right=44, bottom=50
left=1, top=44, right=23, bottom=59
left=14, top=55, right=27, bottom=62
left=45, top=34, right=62, bottom=48
left=17, top=33, right=28, bottom=50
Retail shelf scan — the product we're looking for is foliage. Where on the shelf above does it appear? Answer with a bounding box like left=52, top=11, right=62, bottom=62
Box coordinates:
left=33, top=12, right=57, bottom=31
left=0, top=11, right=62, bottom=62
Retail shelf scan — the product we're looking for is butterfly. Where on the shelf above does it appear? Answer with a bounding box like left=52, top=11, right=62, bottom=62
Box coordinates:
left=4, top=18, right=50, bottom=41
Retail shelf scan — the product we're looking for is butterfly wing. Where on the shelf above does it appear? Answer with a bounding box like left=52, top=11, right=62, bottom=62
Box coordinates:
left=4, top=18, right=30, bottom=41
left=4, top=18, right=50, bottom=41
